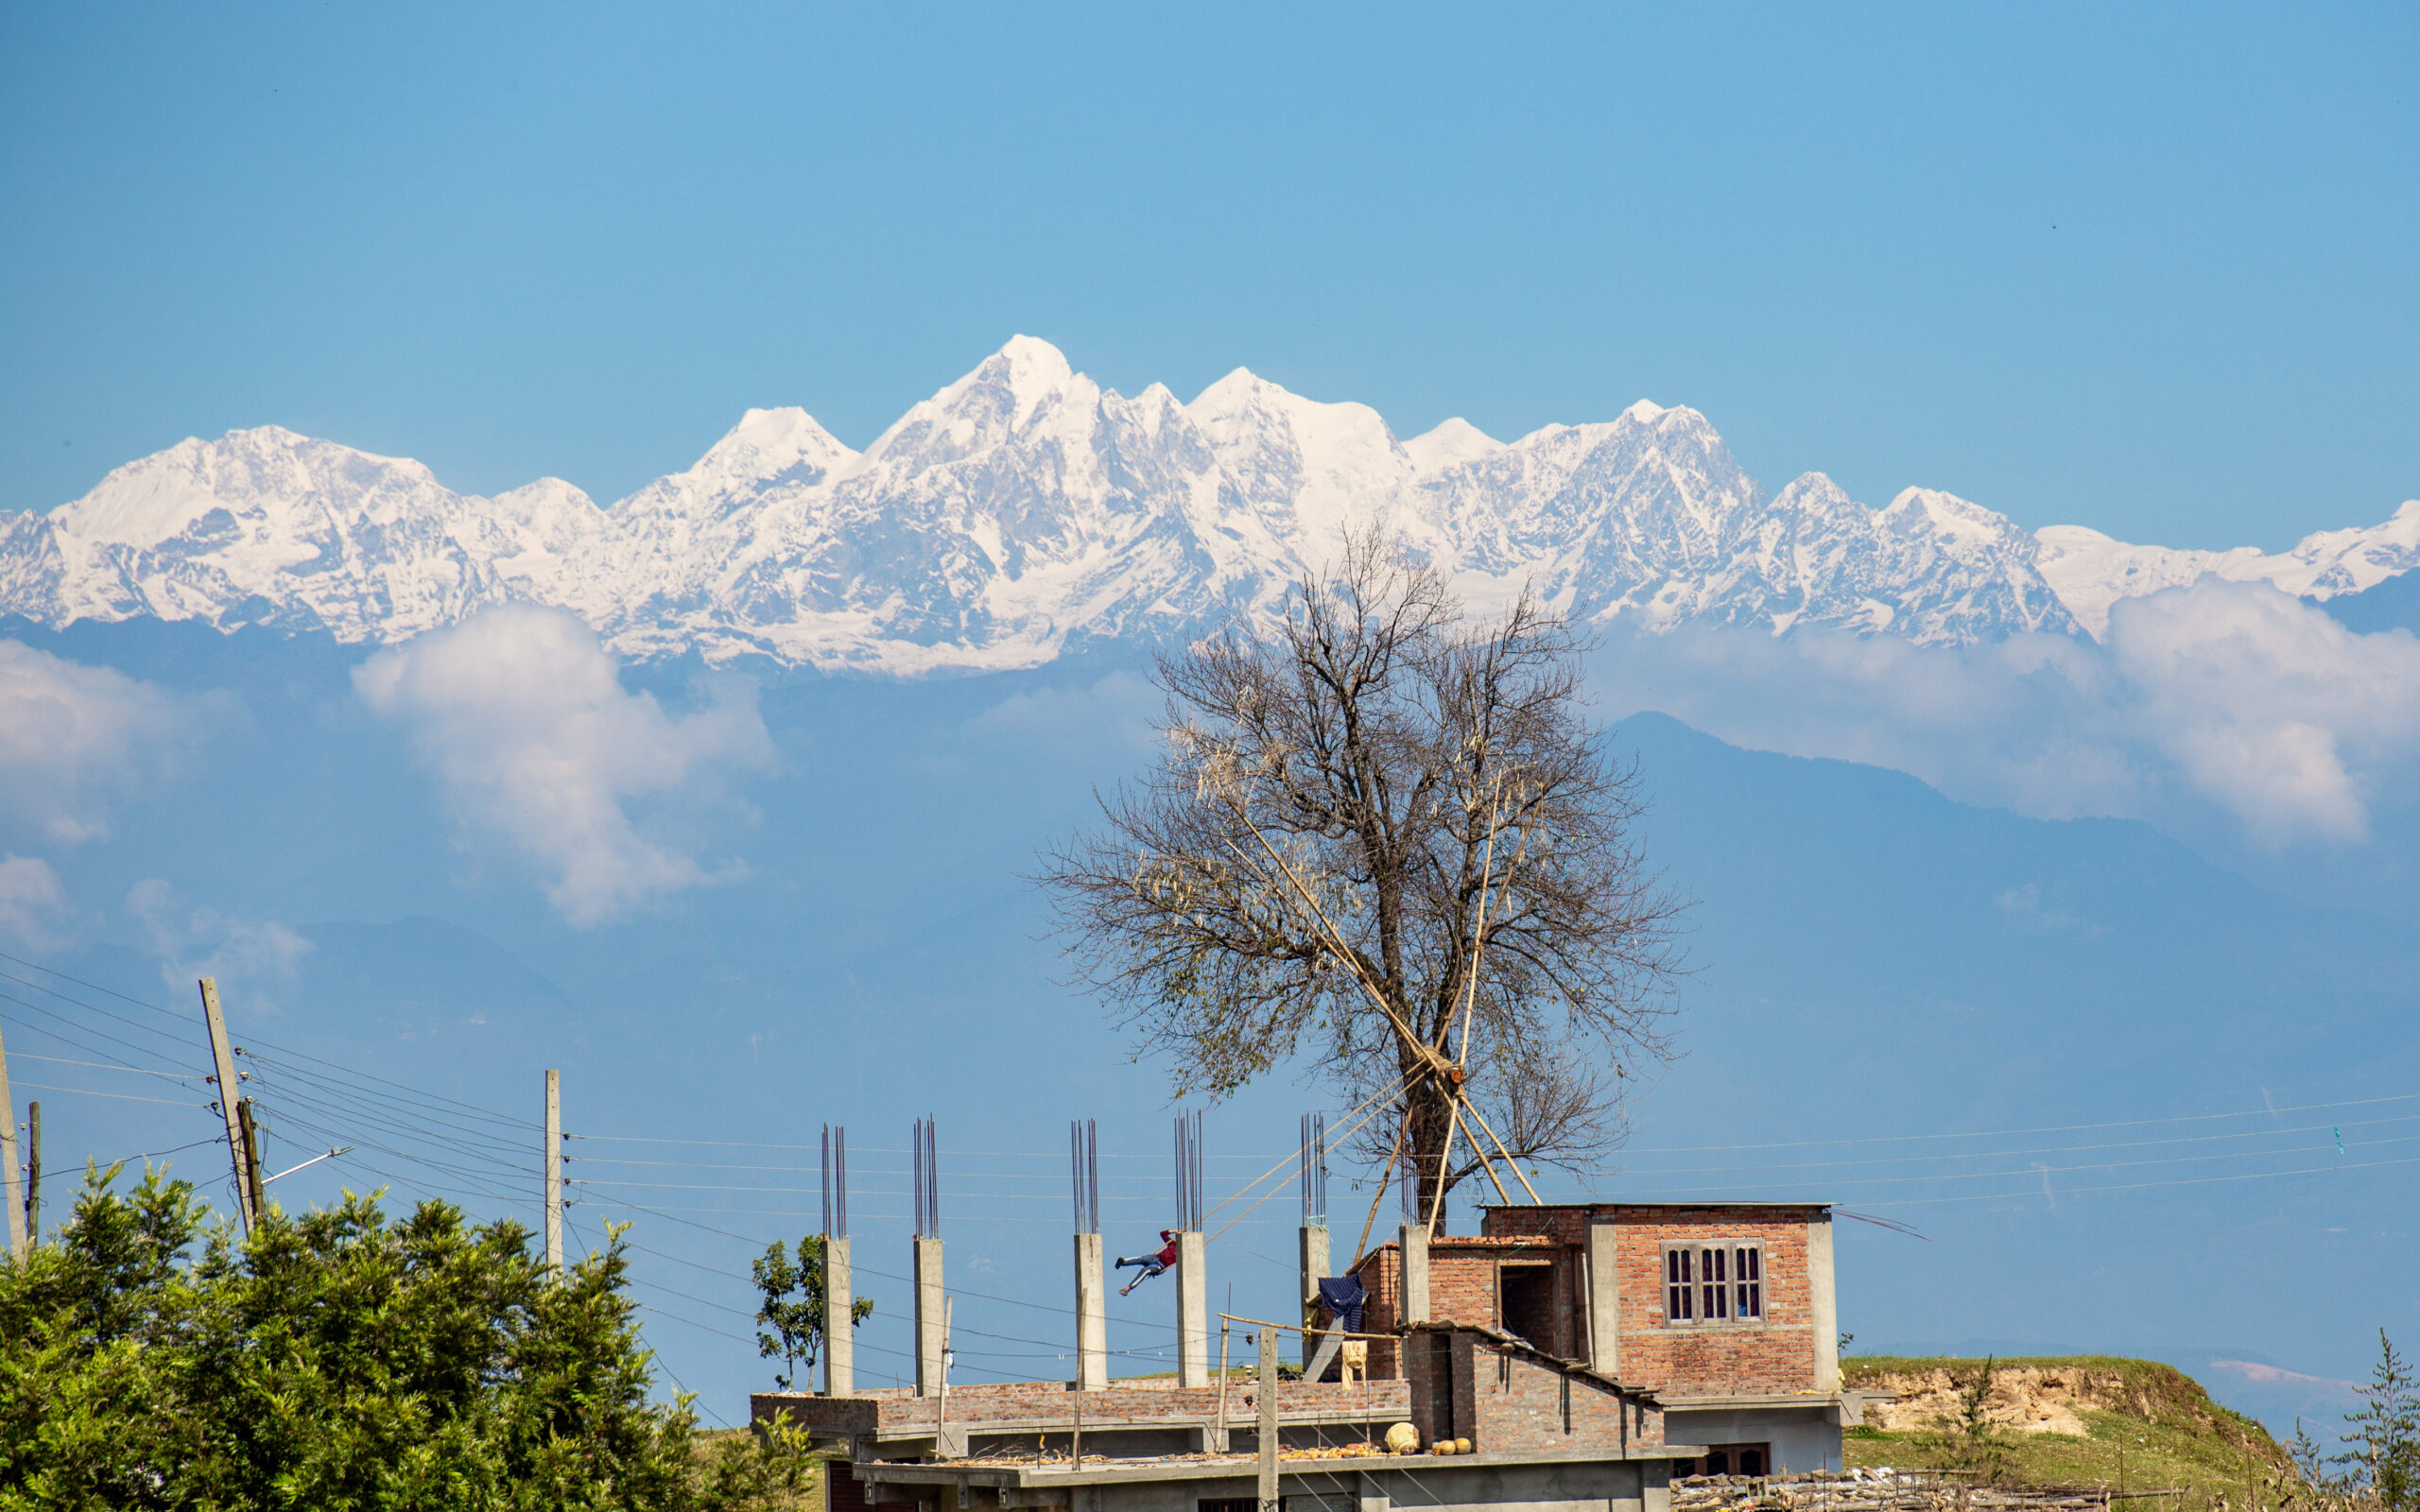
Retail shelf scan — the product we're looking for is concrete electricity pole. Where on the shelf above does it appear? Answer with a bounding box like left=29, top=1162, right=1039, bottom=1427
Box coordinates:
left=1257, top=1326, right=1280, bottom=1512
left=199, top=978, right=256, bottom=1235
left=544, top=1069, right=562, bottom=1270
left=23, top=1100, right=39, bottom=1245
left=0, top=1016, right=23, bottom=1259
left=236, top=1098, right=268, bottom=1223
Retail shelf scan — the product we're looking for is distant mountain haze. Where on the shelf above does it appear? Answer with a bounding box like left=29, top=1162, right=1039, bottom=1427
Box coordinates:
left=8, top=337, right=2415, bottom=668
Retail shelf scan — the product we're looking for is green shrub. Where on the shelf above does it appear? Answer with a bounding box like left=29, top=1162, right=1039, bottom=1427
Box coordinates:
left=0, top=1160, right=740, bottom=1510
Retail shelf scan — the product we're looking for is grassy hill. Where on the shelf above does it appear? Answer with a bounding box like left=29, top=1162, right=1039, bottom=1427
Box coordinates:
left=1841, top=1357, right=2296, bottom=1506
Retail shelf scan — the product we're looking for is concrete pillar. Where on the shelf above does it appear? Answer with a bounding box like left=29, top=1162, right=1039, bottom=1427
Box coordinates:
left=1807, top=1211, right=1839, bottom=1391
left=824, top=1235, right=854, bottom=1396
left=1074, top=1231, right=1108, bottom=1390
left=914, top=1234, right=945, bottom=1396
left=1397, top=1224, right=1430, bottom=1324
left=1177, top=1229, right=1209, bottom=1387
left=1585, top=1221, right=1620, bottom=1377
left=1298, top=1223, right=1330, bottom=1366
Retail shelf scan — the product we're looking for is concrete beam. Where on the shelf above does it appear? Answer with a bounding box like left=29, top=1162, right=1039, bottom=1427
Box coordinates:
left=1075, top=1232, right=1107, bottom=1391
left=1177, top=1229, right=1208, bottom=1387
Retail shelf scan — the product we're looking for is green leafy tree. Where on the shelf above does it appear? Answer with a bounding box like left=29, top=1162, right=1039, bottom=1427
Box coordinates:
left=0, top=1159, right=818, bottom=1511
left=752, top=1234, right=874, bottom=1390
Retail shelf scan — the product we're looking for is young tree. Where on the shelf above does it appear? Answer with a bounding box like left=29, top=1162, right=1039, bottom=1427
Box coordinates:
left=1039, top=527, right=1685, bottom=1220
left=752, top=1234, right=874, bottom=1390
left=2318, top=1330, right=2420, bottom=1512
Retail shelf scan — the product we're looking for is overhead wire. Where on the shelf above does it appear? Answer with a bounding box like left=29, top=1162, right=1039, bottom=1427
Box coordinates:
left=1607, top=1110, right=2420, bottom=1178
left=0, top=988, right=200, bottom=1072
left=245, top=1077, right=541, bottom=1189
left=1864, top=1152, right=2420, bottom=1208
left=7, top=1080, right=210, bottom=1108
left=1542, top=1129, right=2420, bottom=1199
left=240, top=1054, right=544, bottom=1168
left=1616, top=1090, right=2420, bottom=1155
left=10, top=1052, right=203, bottom=1080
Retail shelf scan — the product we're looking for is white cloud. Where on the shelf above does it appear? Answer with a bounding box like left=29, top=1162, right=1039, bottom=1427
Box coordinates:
left=0, top=855, right=68, bottom=949
left=0, top=640, right=198, bottom=844
left=354, top=605, right=774, bottom=925
left=127, top=877, right=313, bottom=1000
left=1591, top=579, right=2420, bottom=848
left=2102, top=583, right=2420, bottom=843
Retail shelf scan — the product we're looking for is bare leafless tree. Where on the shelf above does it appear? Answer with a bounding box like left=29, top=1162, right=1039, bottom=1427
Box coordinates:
left=1037, top=527, right=1686, bottom=1225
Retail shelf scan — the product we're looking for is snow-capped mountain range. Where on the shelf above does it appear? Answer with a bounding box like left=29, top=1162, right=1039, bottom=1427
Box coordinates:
left=3, top=336, right=2415, bottom=671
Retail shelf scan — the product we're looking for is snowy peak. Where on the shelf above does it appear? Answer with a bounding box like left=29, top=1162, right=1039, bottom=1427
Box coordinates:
left=48, top=339, right=2413, bottom=670
left=866, top=335, right=1094, bottom=466
left=1404, top=418, right=1503, bottom=473
left=2034, top=500, right=2420, bottom=638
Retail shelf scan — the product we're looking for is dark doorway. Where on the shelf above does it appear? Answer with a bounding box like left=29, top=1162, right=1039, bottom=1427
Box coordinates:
left=1672, top=1443, right=1772, bottom=1478
left=1499, top=1263, right=1556, bottom=1351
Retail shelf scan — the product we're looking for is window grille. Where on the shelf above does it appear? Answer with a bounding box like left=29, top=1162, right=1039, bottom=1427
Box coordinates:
left=1735, top=1244, right=1762, bottom=1319
left=1699, top=1246, right=1729, bottom=1321
left=1665, top=1246, right=1693, bottom=1320
left=1664, top=1240, right=1764, bottom=1326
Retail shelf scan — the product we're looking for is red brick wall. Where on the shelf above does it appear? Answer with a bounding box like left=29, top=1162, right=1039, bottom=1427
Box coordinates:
left=1464, top=1335, right=1664, bottom=1453
left=1602, top=1207, right=1817, bottom=1394
left=1350, top=1246, right=1405, bottom=1380
left=1369, top=1205, right=1825, bottom=1398
left=1469, top=1203, right=1824, bottom=1395
left=1400, top=1328, right=1666, bottom=1455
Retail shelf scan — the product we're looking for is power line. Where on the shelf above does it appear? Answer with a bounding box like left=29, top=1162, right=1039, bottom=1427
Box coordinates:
left=0, top=971, right=199, bottom=1050
left=9, top=1053, right=203, bottom=1080
left=246, top=1078, right=542, bottom=1185
left=0, top=989, right=199, bottom=1072
left=9, top=1079, right=208, bottom=1108
left=1618, top=1091, right=2420, bottom=1155
left=0, top=949, right=198, bottom=1021
left=1864, top=1152, right=2420, bottom=1209
left=1609, top=1112, right=2420, bottom=1179
left=1550, top=1129, right=2420, bottom=1198
left=568, top=1132, right=1263, bottom=1159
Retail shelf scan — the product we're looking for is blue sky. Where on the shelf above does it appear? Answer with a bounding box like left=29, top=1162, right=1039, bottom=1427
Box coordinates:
left=4, top=2, right=2414, bottom=548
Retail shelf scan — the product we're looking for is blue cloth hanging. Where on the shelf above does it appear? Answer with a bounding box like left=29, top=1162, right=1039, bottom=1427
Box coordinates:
left=1318, top=1275, right=1367, bottom=1333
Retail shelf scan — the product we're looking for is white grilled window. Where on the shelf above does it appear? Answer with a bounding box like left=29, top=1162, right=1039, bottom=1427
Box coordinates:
left=1665, top=1240, right=1764, bottom=1326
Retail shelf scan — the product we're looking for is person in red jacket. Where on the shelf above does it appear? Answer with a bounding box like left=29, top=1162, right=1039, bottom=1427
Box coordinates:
left=1115, top=1229, right=1181, bottom=1295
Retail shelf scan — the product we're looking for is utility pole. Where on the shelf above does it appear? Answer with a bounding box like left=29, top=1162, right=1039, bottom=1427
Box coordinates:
left=1257, top=1325, right=1280, bottom=1512
left=24, top=1100, right=39, bottom=1244
left=236, top=1098, right=268, bottom=1222
left=0, top=1014, right=23, bottom=1259
left=199, top=978, right=255, bottom=1235
left=544, top=1069, right=562, bottom=1270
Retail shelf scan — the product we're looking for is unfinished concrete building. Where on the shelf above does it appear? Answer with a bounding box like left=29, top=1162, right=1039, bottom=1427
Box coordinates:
left=753, top=1127, right=1870, bottom=1512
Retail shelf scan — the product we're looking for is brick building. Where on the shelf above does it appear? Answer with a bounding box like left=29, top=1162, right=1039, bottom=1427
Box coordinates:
left=1344, top=1201, right=1874, bottom=1475
left=749, top=1199, right=1875, bottom=1512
